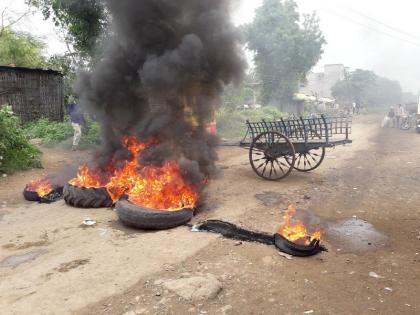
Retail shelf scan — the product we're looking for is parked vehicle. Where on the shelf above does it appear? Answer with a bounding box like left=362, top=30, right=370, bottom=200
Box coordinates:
left=400, top=113, right=416, bottom=130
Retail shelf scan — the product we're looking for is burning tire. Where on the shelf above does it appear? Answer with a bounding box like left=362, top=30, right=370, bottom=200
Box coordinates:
left=274, top=233, right=325, bottom=257
left=23, top=188, right=42, bottom=202
left=63, top=183, right=113, bottom=208
left=23, top=185, right=64, bottom=203
left=115, top=199, right=193, bottom=230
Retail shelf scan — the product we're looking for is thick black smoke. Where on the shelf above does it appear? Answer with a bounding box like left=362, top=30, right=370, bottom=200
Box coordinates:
left=76, top=0, right=245, bottom=188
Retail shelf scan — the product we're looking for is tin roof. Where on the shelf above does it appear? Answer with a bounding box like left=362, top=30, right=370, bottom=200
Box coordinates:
left=0, top=65, right=62, bottom=76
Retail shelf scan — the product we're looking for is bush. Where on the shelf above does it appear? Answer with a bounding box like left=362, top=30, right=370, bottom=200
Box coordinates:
left=25, top=117, right=73, bottom=144
left=24, top=116, right=101, bottom=148
left=0, top=105, right=41, bottom=174
left=217, top=106, right=286, bottom=139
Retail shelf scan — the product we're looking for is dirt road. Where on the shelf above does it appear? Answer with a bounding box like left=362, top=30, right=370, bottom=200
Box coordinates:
left=1, top=116, right=420, bottom=315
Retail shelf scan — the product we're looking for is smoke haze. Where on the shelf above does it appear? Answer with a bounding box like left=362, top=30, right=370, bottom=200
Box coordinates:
left=75, top=0, right=246, bottom=186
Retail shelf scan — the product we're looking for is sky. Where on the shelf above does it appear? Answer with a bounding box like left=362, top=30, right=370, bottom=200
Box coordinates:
left=1, top=0, right=419, bottom=93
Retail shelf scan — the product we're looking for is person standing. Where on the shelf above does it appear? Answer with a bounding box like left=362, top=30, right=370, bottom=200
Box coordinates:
left=388, top=106, right=396, bottom=128
left=356, top=103, right=361, bottom=115
left=396, top=104, right=404, bottom=128
left=66, top=99, right=85, bottom=151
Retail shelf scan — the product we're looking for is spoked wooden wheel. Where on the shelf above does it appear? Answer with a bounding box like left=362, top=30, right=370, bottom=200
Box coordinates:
left=287, top=147, right=326, bottom=172
left=249, top=131, right=296, bottom=181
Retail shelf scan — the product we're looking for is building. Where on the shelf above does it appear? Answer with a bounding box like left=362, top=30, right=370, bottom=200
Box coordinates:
left=0, top=66, right=64, bottom=122
left=300, top=64, right=346, bottom=99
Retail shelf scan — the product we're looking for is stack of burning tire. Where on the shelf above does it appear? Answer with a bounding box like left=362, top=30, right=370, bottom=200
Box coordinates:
left=63, top=137, right=198, bottom=230
left=64, top=182, right=193, bottom=230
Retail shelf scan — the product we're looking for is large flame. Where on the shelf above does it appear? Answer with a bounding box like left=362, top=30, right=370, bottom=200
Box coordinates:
left=26, top=178, right=54, bottom=197
left=278, top=205, right=323, bottom=245
left=69, top=136, right=199, bottom=210
left=128, top=161, right=198, bottom=211
left=105, top=136, right=149, bottom=202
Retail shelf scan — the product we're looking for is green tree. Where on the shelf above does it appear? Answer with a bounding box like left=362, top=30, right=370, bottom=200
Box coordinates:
left=26, top=0, right=107, bottom=58
left=222, top=72, right=260, bottom=112
left=332, top=69, right=401, bottom=108
left=366, top=77, right=402, bottom=107
left=47, top=53, right=77, bottom=101
left=0, top=28, right=46, bottom=67
left=245, top=0, right=325, bottom=107
left=332, top=69, right=376, bottom=105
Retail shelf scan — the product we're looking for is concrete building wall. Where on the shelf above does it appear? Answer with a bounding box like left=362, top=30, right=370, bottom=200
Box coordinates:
left=300, top=64, right=345, bottom=99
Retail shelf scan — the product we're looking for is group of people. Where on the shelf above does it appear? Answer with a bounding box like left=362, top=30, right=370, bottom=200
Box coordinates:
left=384, top=104, right=407, bottom=128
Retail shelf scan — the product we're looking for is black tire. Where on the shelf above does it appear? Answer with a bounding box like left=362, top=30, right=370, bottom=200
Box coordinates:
left=23, top=188, right=41, bottom=202
left=63, top=183, right=113, bottom=208
left=115, top=199, right=193, bottom=230
left=274, top=233, right=325, bottom=257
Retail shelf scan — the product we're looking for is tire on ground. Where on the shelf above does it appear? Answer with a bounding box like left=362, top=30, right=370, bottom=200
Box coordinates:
left=63, top=183, right=113, bottom=208
left=115, top=199, right=194, bottom=230
left=274, top=233, right=323, bottom=257
left=23, top=188, right=41, bottom=202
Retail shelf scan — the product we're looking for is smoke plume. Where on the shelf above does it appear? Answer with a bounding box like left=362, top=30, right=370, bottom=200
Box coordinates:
left=76, top=0, right=245, bottom=187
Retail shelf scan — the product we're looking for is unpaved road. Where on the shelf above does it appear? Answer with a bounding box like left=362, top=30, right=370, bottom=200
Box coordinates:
left=1, top=115, right=420, bottom=315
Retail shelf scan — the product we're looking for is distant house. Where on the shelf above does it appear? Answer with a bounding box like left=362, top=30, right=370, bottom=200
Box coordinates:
left=0, top=66, right=64, bottom=122
left=300, top=64, right=346, bottom=99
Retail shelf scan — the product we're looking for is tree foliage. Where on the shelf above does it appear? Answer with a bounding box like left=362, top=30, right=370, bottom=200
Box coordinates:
left=0, top=105, right=41, bottom=174
left=366, top=77, right=403, bottom=107
left=245, top=0, right=325, bottom=107
left=47, top=53, right=77, bottom=100
left=332, top=69, right=402, bottom=107
left=0, top=28, right=46, bottom=67
left=26, top=0, right=107, bottom=58
left=222, top=72, right=260, bottom=112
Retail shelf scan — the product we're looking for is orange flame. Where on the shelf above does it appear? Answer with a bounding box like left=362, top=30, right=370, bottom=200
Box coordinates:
left=105, top=136, right=149, bottom=202
left=278, top=205, right=323, bottom=245
left=27, top=178, right=54, bottom=197
left=69, top=165, right=106, bottom=188
left=69, top=136, right=199, bottom=210
left=128, top=161, right=198, bottom=210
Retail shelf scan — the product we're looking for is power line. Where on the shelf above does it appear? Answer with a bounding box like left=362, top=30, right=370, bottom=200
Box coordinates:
left=338, top=5, right=420, bottom=43
left=319, top=6, right=420, bottom=49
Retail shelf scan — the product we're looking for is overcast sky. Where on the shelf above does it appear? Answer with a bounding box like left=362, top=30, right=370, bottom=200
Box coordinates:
left=1, top=0, right=420, bottom=93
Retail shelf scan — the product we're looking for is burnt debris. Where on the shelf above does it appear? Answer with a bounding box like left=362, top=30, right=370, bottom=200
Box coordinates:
left=193, top=220, right=327, bottom=257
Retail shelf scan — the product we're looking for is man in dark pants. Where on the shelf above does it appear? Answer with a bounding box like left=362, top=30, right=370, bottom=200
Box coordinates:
left=388, top=106, right=395, bottom=128
left=66, top=100, right=85, bottom=151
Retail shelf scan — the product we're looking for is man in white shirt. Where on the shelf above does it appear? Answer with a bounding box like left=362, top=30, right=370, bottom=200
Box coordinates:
left=396, top=104, right=405, bottom=128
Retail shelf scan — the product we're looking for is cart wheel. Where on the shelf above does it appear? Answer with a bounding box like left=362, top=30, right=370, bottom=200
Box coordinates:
left=287, top=147, right=326, bottom=172
left=249, top=131, right=296, bottom=181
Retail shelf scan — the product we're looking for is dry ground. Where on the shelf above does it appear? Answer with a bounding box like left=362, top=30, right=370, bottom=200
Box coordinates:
left=1, top=115, right=420, bottom=315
